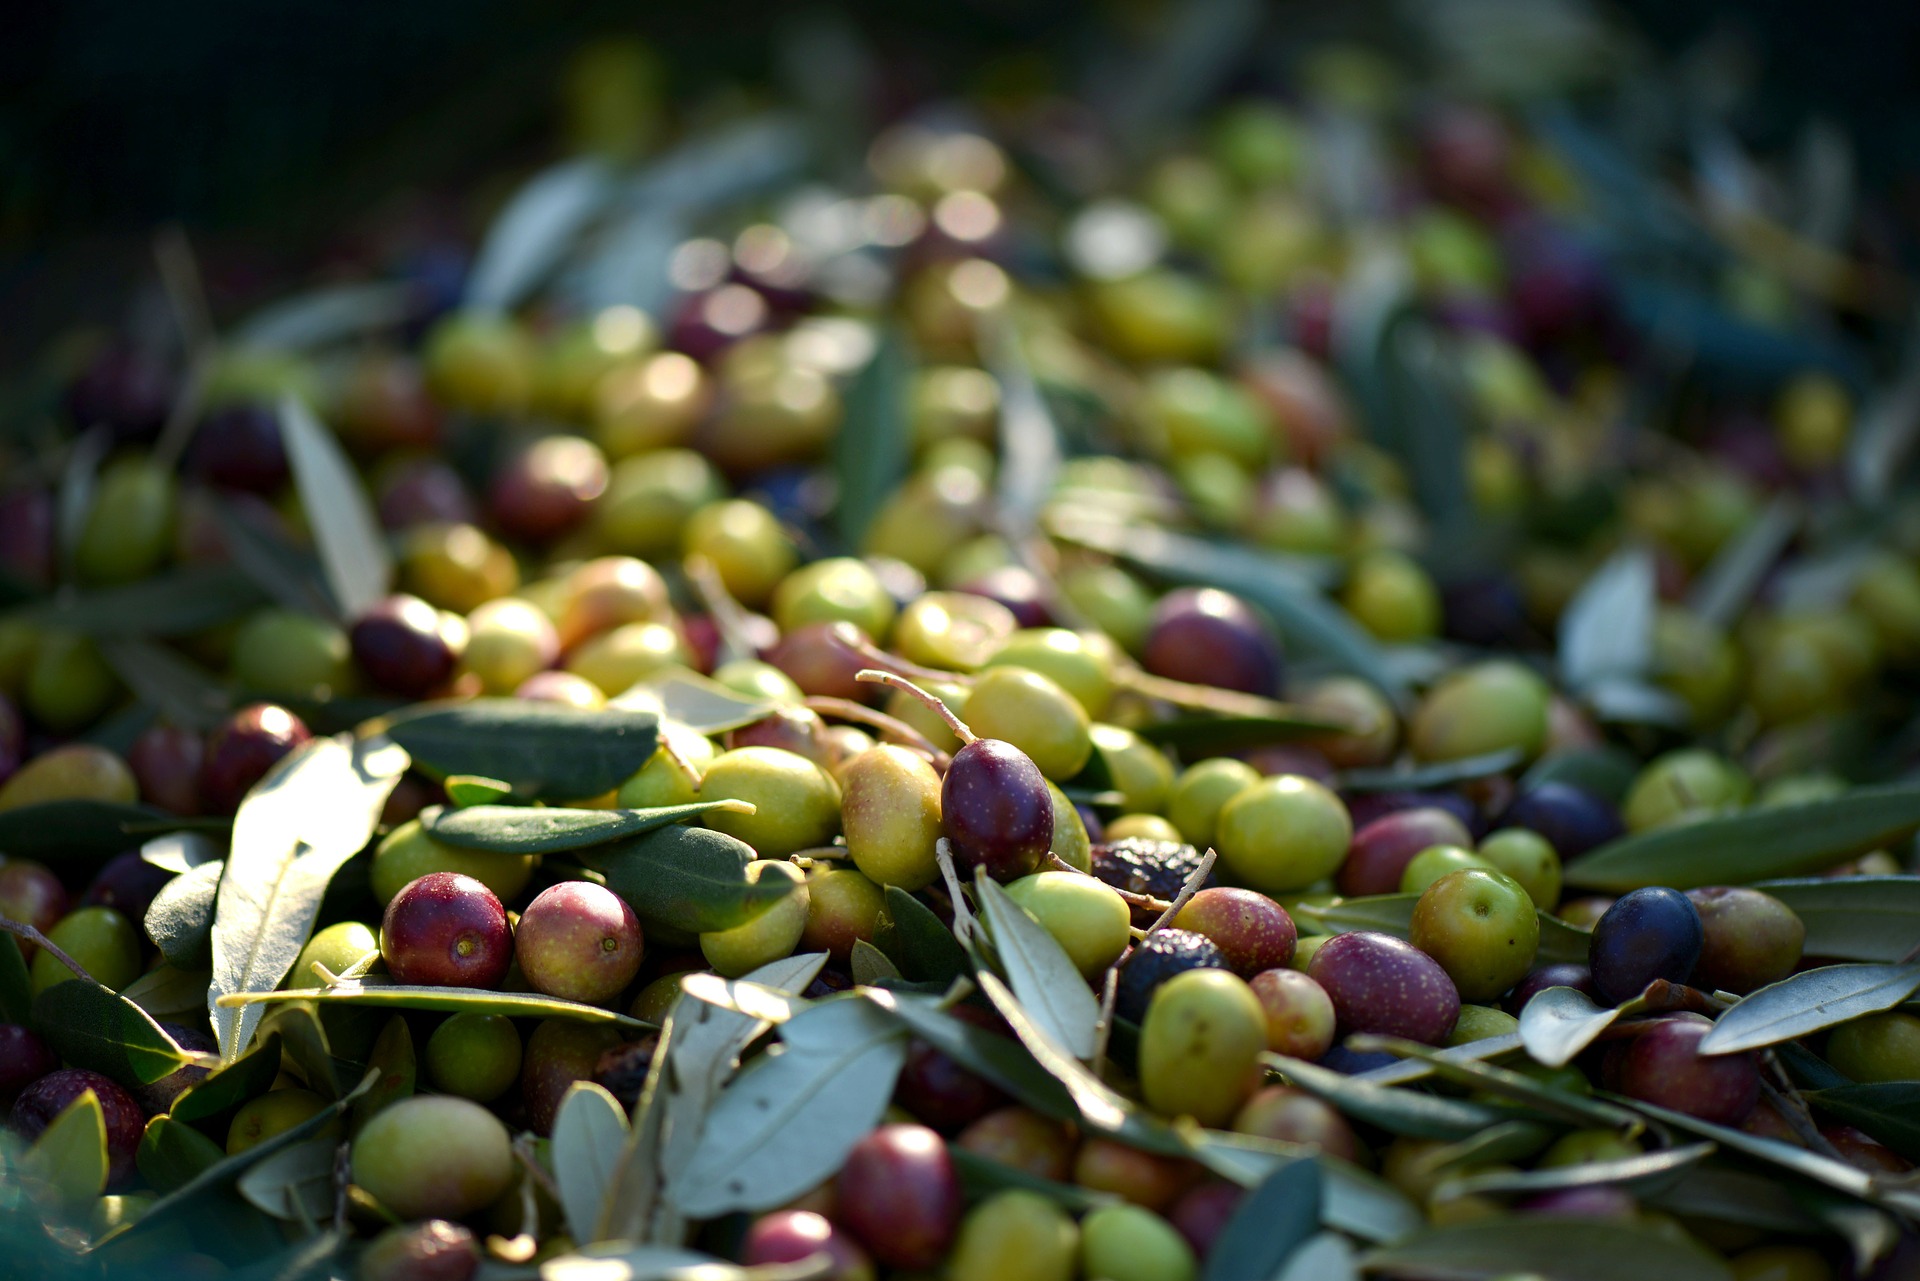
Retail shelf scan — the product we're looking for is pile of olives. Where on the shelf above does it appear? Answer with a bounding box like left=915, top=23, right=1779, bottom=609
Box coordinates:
left=3, top=22, right=1920, bottom=1281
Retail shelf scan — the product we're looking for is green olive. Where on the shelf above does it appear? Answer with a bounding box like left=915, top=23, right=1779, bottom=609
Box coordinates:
left=699, top=747, right=841, bottom=857
left=893, top=591, right=1017, bottom=673
left=963, top=667, right=1092, bottom=782
left=1091, top=724, right=1173, bottom=814
left=699, top=860, right=808, bottom=976
left=32, top=906, right=141, bottom=994
left=370, top=819, right=535, bottom=905
left=771, top=557, right=897, bottom=641
left=683, top=499, right=796, bottom=608
left=1167, top=758, right=1259, bottom=850
left=982, top=628, right=1115, bottom=719
left=839, top=745, right=943, bottom=890
left=76, top=455, right=176, bottom=585
left=596, top=448, right=725, bottom=556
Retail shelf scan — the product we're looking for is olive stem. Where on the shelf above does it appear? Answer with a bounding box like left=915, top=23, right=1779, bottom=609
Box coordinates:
left=934, top=839, right=977, bottom=941
left=1090, top=965, right=1122, bottom=1085
left=1113, top=665, right=1355, bottom=729
left=659, top=734, right=701, bottom=788
left=683, top=553, right=761, bottom=669
left=855, top=670, right=978, bottom=745
left=804, top=696, right=953, bottom=770
left=839, top=632, right=978, bottom=688
left=332, top=1140, right=352, bottom=1233
left=1142, top=848, right=1218, bottom=939
left=1046, top=853, right=1172, bottom=914
left=1897, top=937, right=1920, bottom=966
left=0, top=917, right=97, bottom=987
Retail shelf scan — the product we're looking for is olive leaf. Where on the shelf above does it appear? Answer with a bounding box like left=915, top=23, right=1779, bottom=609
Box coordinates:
left=1567, top=782, right=1920, bottom=892
left=1621, top=1099, right=1882, bottom=1207
left=1522, top=746, right=1641, bottom=802
left=145, top=858, right=223, bottom=969
left=873, top=886, right=969, bottom=986
left=1649, top=1166, right=1824, bottom=1235
left=975, top=872, right=1100, bottom=1060
left=211, top=499, right=338, bottom=618
left=1349, top=1036, right=1638, bottom=1130
left=1276, top=1232, right=1359, bottom=1281
left=137, top=1114, right=227, bottom=1192
left=21, top=1089, right=109, bottom=1207
left=122, top=964, right=214, bottom=1021
left=1687, top=495, right=1801, bottom=628
left=1699, top=962, right=1920, bottom=1056
left=985, top=315, right=1061, bottom=542
left=223, top=979, right=652, bottom=1030
left=236, top=1136, right=337, bottom=1221
left=1339, top=748, right=1527, bottom=793
left=1263, top=1054, right=1503, bottom=1140
left=1518, top=985, right=1629, bottom=1068
left=279, top=394, right=391, bottom=620
left=445, top=775, right=513, bottom=808
left=833, top=325, right=912, bottom=547
left=1203, top=1157, right=1321, bottom=1281
left=1360, top=1217, right=1733, bottom=1281
left=229, top=281, right=413, bottom=351
left=351, top=1015, right=415, bottom=1132
left=383, top=698, right=658, bottom=801
left=600, top=952, right=827, bottom=1241
left=1443, top=1144, right=1714, bottom=1199
left=1185, top=1129, right=1423, bottom=1244
left=269, top=1000, right=364, bottom=1100
left=425, top=800, right=752, bottom=855
left=0, top=800, right=185, bottom=866
left=169, top=1031, right=283, bottom=1125
left=580, top=825, right=796, bottom=935
left=1802, top=1083, right=1920, bottom=1161
left=1, top=564, right=266, bottom=637
left=1138, top=714, right=1343, bottom=752
left=613, top=668, right=777, bottom=736
left=554, top=1082, right=631, bottom=1245
left=141, top=831, right=224, bottom=874
left=97, top=637, right=230, bottom=732
left=465, top=156, right=618, bottom=313
left=210, top=732, right=409, bottom=1060
left=669, top=997, right=906, bottom=1218
left=950, top=1147, right=1117, bottom=1213
left=849, top=939, right=899, bottom=986
left=1754, top=876, right=1920, bottom=962
left=1559, top=545, right=1657, bottom=692
left=33, top=980, right=196, bottom=1086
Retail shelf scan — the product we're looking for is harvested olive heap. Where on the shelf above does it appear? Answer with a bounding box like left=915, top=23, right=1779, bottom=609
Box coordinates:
left=7, top=30, right=1920, bottom=1281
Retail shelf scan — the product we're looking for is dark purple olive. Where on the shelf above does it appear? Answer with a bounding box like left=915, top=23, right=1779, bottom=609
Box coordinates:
left=0, top=488, right=56, bottom=590
left=1588, top=887, right=1702, bottom=1006
left=127, top=722, right=205, bottom=814
left=188, top=403, right=289, bottom=494
left=350, top=594, right=461, bottom=698
left=0, top=693, right=22, bottom=787
left=12, top=1068, right=146, bottom=1187
left=764, top=621, right=873, bottom=703
left=376, top=457, right=477, bottom=531
left=1307, top=930, right=1460, bottom=1045
left=381, top=872, right=512, bottom=989
left=1142, top=588, right=1282, bottom=696
left=200, top=703, right=312, bottom=814
left=1316, top=1045, right=1401, bottom=1075
left=134, top=1022, right=217, bottom=1113
left=66, top=341, right=176, bottom=442
left=1506, top=963, right=1596, bottom=1014
left=1344, top=789, right=1483, bottom=839
left=83, top=850, right=175, bottom=925
left=942, top=738, right=1053, bottom=881
left=0, top=1024, right=57, bottom=1096
left=956, top=566, right=1055, bottom=629
left=1617, top=1013, right=1759, bottom=1126
left=1502, top=783, right=1624, bottom=860
left=1439, top=575, right=1533, bottom=649
left=488, top=435, right=608, bottom=544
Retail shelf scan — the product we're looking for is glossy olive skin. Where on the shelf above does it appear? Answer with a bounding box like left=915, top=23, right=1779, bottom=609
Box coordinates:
left=1139, top=969, right=1268, bottom=1127
left=0, top=858, right=71, bottom=945
left=488, top=434, right=609, bottom=543
left=956, top=1106, right=1075, bottom=1181
left=1214, top=774, right=1352, bottom=895
left=380, top=872, right=513, bottom=989
left=1247, top=968, right=1337, bottom=1059
left=1339, top=807, right=1475, bottom=898
left=127, top=723, right=205, bottom=814
left=896, top=1006, right=1010, bottom=1134
left=840, top=745, right=943, bottom=891
left=834, top=1124, right=964, bottom=1270
left=1826, top=1012, right=1920, bottom=1083
left=358, top=1220, right=482, bottom=1281
left=1071, top=1137, right=1198, bottom=1211
left=188, top=403, right=288, bottom=494
left=0, top=1023, right=57, bottom=1095
left=1618, top=1013, right=1760, bottom=1125
left=942, top=738, right=1054, bottom=881
left=1686, top=887, right=1805, bottom=994
left=1172, top=888, right=1297, bottom=976
left=1506, top=962, right=1596, bottom=1014
left=32, top=906, right=141, bottom=994
left=1588, top=886, right=1703, bottom=1006
left=350, top=594, right=460, bottom=698
left=1408, top=868, right=1540, bottom=1002
left=425, top=1013, right=523, bottom=1103
left=800, top=867, right=885, bottom=964
left=83, top=850, right=174, bottom=928
left=515, top=881, right=645, bottom=1004
left=1231, top=1085, right=1358, bottom=1160
left=945, top=1189, right=1079, bottom=1281
left=227, top=1088, right=331, bottom=1154
left=12, top=1068, right=145, bottom=1187
left=1307, top=930, right=1461, bottom=1045
left=1167, top=1181, right=1242, bottom=1259
left=1141, top=587, right=1282, bottom=695
left=741, top=1210, right=876, bottom=1281
left=351, top=1095, right=515, bottom=1221
left=199, top=703, right=312, bottom=814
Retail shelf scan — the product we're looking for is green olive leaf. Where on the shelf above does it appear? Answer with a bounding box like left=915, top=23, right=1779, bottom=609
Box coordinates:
left=445, top=775, right=514, bottom=808
left=210, top=732, right=409, bottom=1060
left=169, top=1031, right=283, bottom=1126
left=1521, top=747, right=1641, bottom=803
left=1754, top=876, right=1920, bottom=962
left=1442, top=1143, right=1715, bottom=1199
left=0, top=800, right=188, bottom=866
left=123, top=964, right=215, bottom=1022
left=1801, top=1083, right=1920, bottom=1161
left=1687, top=495, right=1801, bottom=628
left=279, top=394, right=392, bottom=619
left=465, top=156, right=617, bottom=312
left=848, top=939, right=899, bottom=986
left=1559, top=546, right=1657, bottom=692
left=97, top=637, right=231, bottom=733
left=611, top=668, right=778, bottom=736
left=230, top=281, right=413, bottom=351
left=1203, top=1157, right=1321, bottom=1281
left=21, top=1089, right=109, bottom=1207
left=949, top=1147, right=1118, bottom=1213
left=236, top=1135, right=337, bottom=1221
left=975, top=872, right=1100, bottom=1060
left=1699, top=962, right=1920, bottom=1056
left=1518, top=985, right=1629, bottom=1068
left=1361, top=1216, right=1733, bottom=1281
left=137, top=1114, right=228, bottom=1193
left=33, top=980, right=196, bottom=1086
left=1, top=564, right=266, bottom=638
left=1137, top=714, right=1345, bottom=753
left=351, top=1015, right=415, bottom=1133
left=1184, top=1128, right=1423, bottom=1244
left=578, top=824, right=796, bottom=934
left=383, top=698, right=659, bottom=801
left=873, top=886, right=970, bottom=986
left=425, top=800, right=753, bottom=855
left=1262, top=1053, right=1505, bottom=1140
left=833, top=325, right=913, bottom=547
left=1567, top=783, right=1920, bottom=892
left=1349, top=1036, right=1639, bottom=1130
left=669, top=997, right=906, bottom=1219
left=865, top=988, right=1077, bottom=1123
left=554, top=1081, right=631, bottom=1245
left=145, top=858, right=223, bottom=969
left=1339, top=748, right=1527, bottom=793
left=222, top=979, right=652, bottom=1030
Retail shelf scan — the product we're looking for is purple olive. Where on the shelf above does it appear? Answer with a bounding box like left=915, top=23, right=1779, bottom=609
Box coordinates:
left=1142, top=588, right=1282, bottom=696
left=942, top=738, right=1054, bottom=882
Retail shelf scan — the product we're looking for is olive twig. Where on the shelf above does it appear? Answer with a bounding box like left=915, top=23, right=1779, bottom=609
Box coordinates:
left=1758, top=1053, right=1849, bottom=1162
left=1113, top=665, right=1353, bottom=728
left=683, top=552, right=760, bottom=668
left=0, top=917, right=97, bottom=987
left=1090, top=965, right=1122, bottom=1084
left=934, top=838, right=977, bottom=942
left=804, top=696, right=953, bottom=769
left=511, top=1130, right=565, bottom=1211
left=856, top=670, right=977, bottom=745
left=1143, top=848, right=1218, bottom=939
left=840, top=632, right=978, bottom=688
left=658, top=732, right=701, bottom=788
left=1046, top=853, right=1171, bottom=914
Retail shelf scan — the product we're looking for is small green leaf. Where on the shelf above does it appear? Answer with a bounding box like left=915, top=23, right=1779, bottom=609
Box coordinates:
left=269, top=1001, right=363, bottom=1100
left=137, top=1114, right=227, bottom=1192
left=1559, top=547, right=1657, bottom=692
left=849, top=939, right=899, bottom=986
left=237, top=1136, right=337, bottom=1221
left=1361, top=1216, right=1733, bottom=1281
left=976, top=872, right=1100, bottom=1060
left=281, top=393, right=391, bottom=620
left=1263, top=1054, right=1504, bottom=1140
left=579, top=824, right=795, bottom=934
left=1700, top=963, right=1920, bottom=1056
left=1754, top=876, right=1920, bottom=962
left=425, top=800, right=754, bottom=854
left=867, top=989, right=1077, bottom=1123
left=170, top=1031, right=283, bottom=1126
left=554, top=1081, right=630, bottom=1244
left=1620, top=1099, right=1879, bottom=1205
left=670, top=998, right=906, bottom=1218
left=33, top=980, right=194, bottom=1086
left=833, top=326, right=912, bottom=547
left=0, top=800, right=183, bottom=865
left=0, top=933, right=30, bottom=1026
left=1138, top=715, right=1343, bottom=753
left=613, top=668, right=778, bottom=736
left=1443, top=1144, right=1714, bottom=1198
left=952, top=1145, right=1116, bottom=1211
left=122, top=964, right=214, bottom=1021
left=1802, top=1083, right=1920, bottom=1161
left=874, top=886, right=969, bottom=986
left=1185, top=1129, right=1422, bottom=1243
left=351, top=1016, right=415, bottom=1132
left=384, top=698, right=659, bottom=801
left=1203, top=1157, right=1320, bottom=1281
left=1276, top=1233, right=1358, bottom=1281
left=445, top=775, right=513, bottom=808
left=222, top=980, right=652, bottom=1029
left=1567, top=783, right=1920, bottom=892
left=1339, top=749, right=1527, bottom=794
left=465, top=156, right=617, bottom=312
left=1687, top=495, right=1800, bottom=628
left=145, top=859, right=223, bottom=969
left=1, top=564, right=265, bottom=638
left=1350, top=1036, right=1638, bottom=1130
left=22, top=1089, right=109, bottom=1206
left=97, top=638, right=230, bottom=732
left=1521, top=747, right=1640, bottom=803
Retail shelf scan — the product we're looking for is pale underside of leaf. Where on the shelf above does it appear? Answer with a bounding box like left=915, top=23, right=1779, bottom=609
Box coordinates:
left=554, top=1082, right=632, bottom=1246
left=1699, top=962, right=1920, bottom=1055
left=976, top=874, right=1100, bottom=1059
